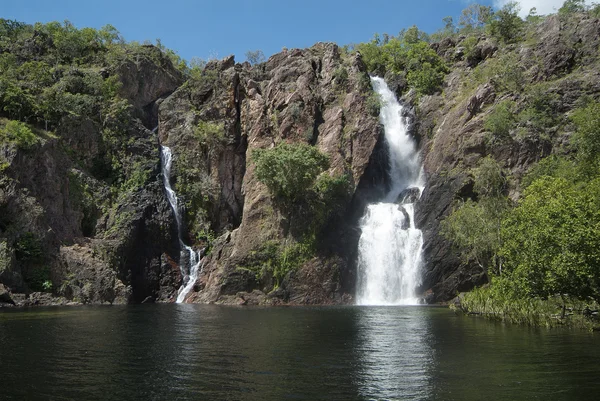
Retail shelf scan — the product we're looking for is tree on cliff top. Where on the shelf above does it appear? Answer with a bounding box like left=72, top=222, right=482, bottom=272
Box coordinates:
left=245, top=50, right=265, bottom=65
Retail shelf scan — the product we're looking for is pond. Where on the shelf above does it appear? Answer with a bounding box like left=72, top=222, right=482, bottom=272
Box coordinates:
left=0, top=305, right=598, bottom=400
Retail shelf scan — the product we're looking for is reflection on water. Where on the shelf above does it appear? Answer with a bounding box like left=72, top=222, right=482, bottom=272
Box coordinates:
left=1, top=305, right=599, bottom=400
left=355, top=307, right=433, bottom=400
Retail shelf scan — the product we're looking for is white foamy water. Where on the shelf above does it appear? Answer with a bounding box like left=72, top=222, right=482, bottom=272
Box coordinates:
left=160, top=145, right=203, bottom=303
left=356, top=77, right=424, bottom=306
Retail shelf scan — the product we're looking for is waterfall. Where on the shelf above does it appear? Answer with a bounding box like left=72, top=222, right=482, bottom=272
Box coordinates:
left=356, top=77, right=424, bottom=306
left=160, top=145, right=204, bottom=303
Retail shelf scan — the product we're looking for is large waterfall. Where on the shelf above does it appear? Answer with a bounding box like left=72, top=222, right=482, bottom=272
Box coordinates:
left=356, top=77, right=424, bottom=306
left=160, top=145, right=203, bottom=303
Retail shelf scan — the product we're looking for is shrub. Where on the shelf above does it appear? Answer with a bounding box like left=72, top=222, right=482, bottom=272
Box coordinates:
left=332, top=66, right=349, bottom=88
left=193, top=120, right=225, bottom=148
left=365, top=92, right=382, bottom=116
left=571, top=101, right=600, bottom=173
left=0, top=120, right=39, bottom=149
left=487, top=1, right=525, bottom=44
left=518, top=85, right=562, bottom=140
left=252, top=142, right=329, bottom=203
left=484, top=100, right=516, bottom=141
left=500, top=177, right=600, bottom=301
left=245, top=49, right=265, bottom=65
left=240, top=238, right=314, bottom=289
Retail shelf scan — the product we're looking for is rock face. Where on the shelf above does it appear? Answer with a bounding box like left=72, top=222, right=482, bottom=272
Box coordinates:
left=0, top=45, right=183, bottom=305
left=2, top=13, right=599, bottom=306
left=159, top=43, right=383, bottom=304
left=411, top=14, right=600, bottom=302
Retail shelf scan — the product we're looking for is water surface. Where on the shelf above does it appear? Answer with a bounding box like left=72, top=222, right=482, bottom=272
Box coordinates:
left=1, top=305, right=598, bottom=400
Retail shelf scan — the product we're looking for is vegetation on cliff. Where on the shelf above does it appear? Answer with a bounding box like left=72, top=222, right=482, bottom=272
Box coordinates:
left=429, top=1, right=600, bottom=328
left=0, top=18, right=184, bottom=303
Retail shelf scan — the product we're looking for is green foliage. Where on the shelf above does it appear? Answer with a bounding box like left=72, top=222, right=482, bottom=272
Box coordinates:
left=517, top=84, right=562, bottom=140
left=308, top=173, right=352, bottom=226
left=487, top=1, right=525, bottom=44
left=559, top=0, right=587, bottom=14
left=14, top=232, right=44, bottom=263
left=484, top=100, right=516, bottom=141
left=431, top=16, right=456, bottom=40
left=240, top=238, right=314, bottom=288
left=459, top=4, right=493, bottom=32
left=473, top=156, right=507, bottom=198
left=354, top=30, right=447, bottom=95
left=500, top=177, right=600, bottom=301
left=571, top=101, right=600, bottom=173
left=459, top=278, right=600, bottom=329
left=462, top=36, right=480, bottom=64
left=245, top=49, right=265, bottom=65
left=332, top=66, right=349, bottom=88
left=406, top=61, right=446, bottom=96
left=472, top=53, right=525, bottom=93
left=42, top=280, right=53, bottom=291
left=521, top=155, right=578, bottom=188
left=68, top=170, right=99, bottom=237
left=441, top=157, right=509, bottom=273
left=365, top=91, right=382, bottom=116
left=193, top=120, right=225, bottom=148
left=0, top=120, right=39, bottom=149
left=252, top=142, right=330, bottom=203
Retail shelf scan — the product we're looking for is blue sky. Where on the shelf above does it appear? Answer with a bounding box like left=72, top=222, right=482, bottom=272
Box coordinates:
left=1, top=0, right=566, bottom=63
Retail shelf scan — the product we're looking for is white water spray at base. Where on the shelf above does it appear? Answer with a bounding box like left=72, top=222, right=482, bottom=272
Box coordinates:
left=160, top=145, right=204, bottom=303
left=356, top=77, right=424, bottom=306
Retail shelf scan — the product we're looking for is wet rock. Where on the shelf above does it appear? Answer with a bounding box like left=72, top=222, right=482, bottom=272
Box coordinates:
left=396, top=187, right=421, bottom=205
left=398, top=206, right=410, bottom=230
left=0, top=283, right=14, bottom=305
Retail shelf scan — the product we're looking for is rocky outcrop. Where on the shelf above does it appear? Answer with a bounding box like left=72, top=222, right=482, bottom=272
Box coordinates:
left=411, top=14, right=600, bottom=302
left=0, top=47, right=183, bottom=305
left=159, top=43, right=383, bottom=304
left=3, top=13, right=599, bottom=307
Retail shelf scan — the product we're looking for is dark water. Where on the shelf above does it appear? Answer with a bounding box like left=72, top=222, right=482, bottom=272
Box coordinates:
left=0, top=305, right=598, bottom=401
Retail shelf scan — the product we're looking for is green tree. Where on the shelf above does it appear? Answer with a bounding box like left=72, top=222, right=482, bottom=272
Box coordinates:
left=0, top=120, right=39, bottom=149
left=500, top=177, right=600, bottom=302
left=459, top=4, right=493, bottom=32
left=252, top=142, right=329, bottom=204
left=245, top=49, right=265, bottom=65
left=441, top=157, right=509, bottom=274
left=484, top=100, right=516, bottom=141
left=559, top=0, right=587, bottom=14
left=487, top=1, right=524, bottom=43
left=571, top=101, right=600, bottom=174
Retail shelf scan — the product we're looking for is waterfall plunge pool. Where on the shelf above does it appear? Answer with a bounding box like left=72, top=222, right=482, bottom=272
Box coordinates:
left=1, top=305, right=598, bottom=400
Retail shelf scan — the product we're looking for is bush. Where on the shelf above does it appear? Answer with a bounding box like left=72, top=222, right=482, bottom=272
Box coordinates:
left=487, top=1, right=525, bottom=44
left=484, top=100, right=516, bottom=141
left=0, top=120, right=39, bottom=149
left=518, top=85, right=562, bottom=139
left=245, top=49, right=265, bottom=65
left=332, top=66, right=348, bottom=88
left=193, top=120, right=225, bottom=148
left=442, top=157, right=509, bottom=273
left=353, top=31, right=447, bottom=95
left=500, top=177, right=600, bottom=301
left=14, top=232, right=44, bottom=263
left=571, top=101, right=600, bottom=172
left=252, top=142, right=330, bottom=204
left=240, top=239, right=314, bottom=289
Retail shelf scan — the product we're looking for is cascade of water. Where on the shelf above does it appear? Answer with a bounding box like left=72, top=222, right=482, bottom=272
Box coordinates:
left=356, top=77, right=424, bottom=306
left=160, top=145, right=203, bottom=303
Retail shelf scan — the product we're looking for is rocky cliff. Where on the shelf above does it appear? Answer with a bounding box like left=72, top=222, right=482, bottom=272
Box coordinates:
left=159, top=43, right=385, bottom=305
left=2, top=10, right=599, bottom=306
left=412, top=13, right=600, bottom=301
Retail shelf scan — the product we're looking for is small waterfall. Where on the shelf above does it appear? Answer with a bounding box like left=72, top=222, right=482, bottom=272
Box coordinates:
left=160, top=145, right=203, bottom=303
left=356, top=77, right=424, bottom=306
